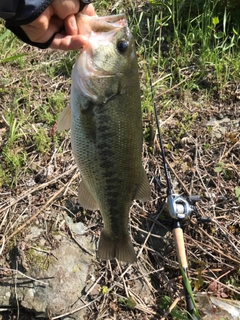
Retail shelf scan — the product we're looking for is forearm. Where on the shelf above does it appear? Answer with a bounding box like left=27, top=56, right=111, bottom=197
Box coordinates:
left=0, top=0, right=53, bottom=24
left=0, top=0, right=21, bottom=19
left=0, top=0, right=93, bottom=25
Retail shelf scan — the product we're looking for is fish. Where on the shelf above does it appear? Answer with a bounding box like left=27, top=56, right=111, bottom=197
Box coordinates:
left=57, top=13, right=151, bottom=263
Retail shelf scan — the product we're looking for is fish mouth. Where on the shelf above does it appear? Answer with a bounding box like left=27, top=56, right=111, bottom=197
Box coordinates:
left=76, top=13, right=126, bottom=37
left=96, top=14, right=126, bottom=28
left=88, top=14, right=127, bottom=31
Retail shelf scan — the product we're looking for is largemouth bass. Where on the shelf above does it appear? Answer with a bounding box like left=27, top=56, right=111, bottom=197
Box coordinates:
left=58, top=13, right=151, bottom=263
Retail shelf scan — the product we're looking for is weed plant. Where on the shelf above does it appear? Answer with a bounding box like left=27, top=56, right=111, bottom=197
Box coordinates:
left=0, top=21, right=71, bottom=186
left=124, top=0, right=240, bottom=101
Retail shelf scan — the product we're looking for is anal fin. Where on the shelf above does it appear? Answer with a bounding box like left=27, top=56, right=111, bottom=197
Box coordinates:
left=78, top=180, right=98, bottom=211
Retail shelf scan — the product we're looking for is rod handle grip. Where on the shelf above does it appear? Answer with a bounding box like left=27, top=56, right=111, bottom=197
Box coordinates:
left=173, top=227, right=188, bottom=268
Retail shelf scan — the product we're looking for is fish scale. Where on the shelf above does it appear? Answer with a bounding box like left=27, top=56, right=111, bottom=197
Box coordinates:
left=58, top=13, right=151, bottom=263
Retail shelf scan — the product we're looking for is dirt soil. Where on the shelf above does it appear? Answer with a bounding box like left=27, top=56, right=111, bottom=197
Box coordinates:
left=0, top=30, right=240, bottom=320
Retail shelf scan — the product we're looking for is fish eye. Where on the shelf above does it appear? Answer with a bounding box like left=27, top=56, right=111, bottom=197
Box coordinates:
left=117, top=40, right=129, bottom=53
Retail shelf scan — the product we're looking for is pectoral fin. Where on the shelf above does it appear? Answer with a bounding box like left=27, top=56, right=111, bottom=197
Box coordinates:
left=135, top=167, right=151, bottom=202
left=78, top=180, right=98, bottom=210
left=57, top=105, right=71, bottom=131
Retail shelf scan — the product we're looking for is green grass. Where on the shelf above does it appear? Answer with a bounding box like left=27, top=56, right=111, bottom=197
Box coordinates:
left=158, top=295, right=189, bottom=319
left=0, top=19, right=73, bottom=186
left=128, top=0, right=240, bottom=101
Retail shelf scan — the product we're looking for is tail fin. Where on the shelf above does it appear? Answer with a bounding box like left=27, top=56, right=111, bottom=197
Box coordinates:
left=97, top=229, right=137, bottom=263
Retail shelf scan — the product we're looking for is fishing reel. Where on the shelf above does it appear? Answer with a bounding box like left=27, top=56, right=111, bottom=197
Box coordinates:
left=165, top=194, right=200, bottom=220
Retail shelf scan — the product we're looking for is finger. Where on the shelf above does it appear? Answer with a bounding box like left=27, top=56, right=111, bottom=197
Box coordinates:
left=50, top=34, right=89, bottom=50
left=52, top=0, right=80, bottom=19
left=64, top=14, right=78, bottom=35
left=81, top=4, right=96, bottom=16
left=36, top=15, right=63, bottom=43
left=20, top=12, right=63, bottom=43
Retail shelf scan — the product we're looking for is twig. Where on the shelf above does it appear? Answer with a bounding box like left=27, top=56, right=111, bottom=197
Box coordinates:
left=61, top=170, right=79, bottom=196
left=211, top=219, right=240, bottom=257
left=219, top=140, right=239, bottom=161
left=185, top=234, right=240, bottom=266
left=162, top=296, right=181, bottom=319
left=15, top=261, right=19, bottom=320
left=156, top=71, right=195, bottom=98
left=0, top=165, right=77, bottom=215
left=0, top=208, right=9, bottom=232
left=129, top=267, right=164, bottom=282
left=0, top=234, right=5, bottom=255
left=115, top=283, right=156, bottom=315
left=204, top=275, right=240, bottom=296
left=84, top=273, right=104, bottom=299
left=68, top=228, right=94, bottom=257
left=166, top=157, right=190, bottom=195
left=51, top=296, right=102, bottom=320
left=0, top=267, right=48, bottom=285
left=6, top=185, right=65, bottom=241
left=136, top=208, right=164, bottom=259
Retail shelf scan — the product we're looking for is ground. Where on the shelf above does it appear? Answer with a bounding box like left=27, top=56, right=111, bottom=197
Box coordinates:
left=0, top=2, right=240, bottom=320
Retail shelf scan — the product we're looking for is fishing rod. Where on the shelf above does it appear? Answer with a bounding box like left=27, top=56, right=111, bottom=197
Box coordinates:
left=148, top=74, right=201, bottom=319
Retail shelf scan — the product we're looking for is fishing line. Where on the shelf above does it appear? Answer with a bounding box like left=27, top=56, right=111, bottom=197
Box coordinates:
left=147, top=68, right=172, bottom=195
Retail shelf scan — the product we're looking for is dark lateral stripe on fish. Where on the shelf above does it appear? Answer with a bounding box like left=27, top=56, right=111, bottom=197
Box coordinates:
left=97, top=147, right=115, bottom=158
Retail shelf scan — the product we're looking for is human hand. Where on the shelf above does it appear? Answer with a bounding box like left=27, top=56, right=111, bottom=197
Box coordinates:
left=20, top=1, right=95, bottom=50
